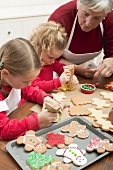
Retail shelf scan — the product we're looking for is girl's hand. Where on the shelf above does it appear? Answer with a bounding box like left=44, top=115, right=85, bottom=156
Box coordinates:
left=38, top=110, right=58, bottom=128
left=60, top=70, right=71, bottom=85
left=72, top=75, right=79, bottom=85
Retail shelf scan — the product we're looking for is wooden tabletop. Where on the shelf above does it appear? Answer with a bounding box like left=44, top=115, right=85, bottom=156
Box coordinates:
left=0, top=75, right=113, bottom=170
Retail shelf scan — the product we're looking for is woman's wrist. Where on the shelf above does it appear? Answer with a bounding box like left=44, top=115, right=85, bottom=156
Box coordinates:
left=74, top=64, right=79, bottom=74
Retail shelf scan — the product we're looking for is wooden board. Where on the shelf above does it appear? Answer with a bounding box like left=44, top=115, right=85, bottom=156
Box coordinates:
left=30, top=84, right=113, bottom=124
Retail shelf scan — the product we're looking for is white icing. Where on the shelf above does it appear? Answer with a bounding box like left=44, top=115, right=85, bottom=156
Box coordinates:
left=56, top=143, right=87, bottom=166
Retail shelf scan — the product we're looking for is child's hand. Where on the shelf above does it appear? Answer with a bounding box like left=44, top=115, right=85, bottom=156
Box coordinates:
left=72, top=75, right=79, bottom=85
left=38, top=110, right=58, bottom=128
left=60, top=70, right=71, bottom=85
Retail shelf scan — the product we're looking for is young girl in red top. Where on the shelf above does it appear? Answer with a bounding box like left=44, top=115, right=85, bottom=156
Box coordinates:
left=0, top=38, right=58, bottom=140
left=29, top=21, right=79, bottom=92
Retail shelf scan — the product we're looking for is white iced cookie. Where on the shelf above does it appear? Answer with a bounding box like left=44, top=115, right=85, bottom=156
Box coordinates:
left=51, top=91, right=66, bottom=102
left=56, top=143, right=87, bottom=166
left=100, top=91, right=113, bottom=102
left=92, top=98, right=110, bottom=109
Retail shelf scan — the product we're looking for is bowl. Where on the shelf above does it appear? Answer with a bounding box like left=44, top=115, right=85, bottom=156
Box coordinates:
left=81, top=84, right=96, bottom=94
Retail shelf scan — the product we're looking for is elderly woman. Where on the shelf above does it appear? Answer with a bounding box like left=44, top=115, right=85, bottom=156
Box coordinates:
left=48, top=0, right=113, bottom=78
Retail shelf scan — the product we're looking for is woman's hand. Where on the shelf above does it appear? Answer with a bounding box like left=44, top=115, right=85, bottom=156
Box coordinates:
left=75, top=63, right=96, bottom=78
left=94, top=58, right=113, bottom=78
left=38, top=110, right=58, bottom=128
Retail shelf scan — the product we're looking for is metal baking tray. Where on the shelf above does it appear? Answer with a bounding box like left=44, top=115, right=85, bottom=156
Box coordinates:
left=6, top=116, right=113, bottom=170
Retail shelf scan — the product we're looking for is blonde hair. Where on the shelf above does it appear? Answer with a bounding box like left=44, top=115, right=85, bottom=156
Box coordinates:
left=77, top=0, right=113, bottom=14
left=0, top=38, right=41, bottom=96
left=29, top=21, right=67, bottom=57
left=0, top=38, right=41, bottom=75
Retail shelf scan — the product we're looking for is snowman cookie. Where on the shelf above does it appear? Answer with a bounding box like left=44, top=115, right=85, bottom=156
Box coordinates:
left=56, top=143, right=87, bottom=166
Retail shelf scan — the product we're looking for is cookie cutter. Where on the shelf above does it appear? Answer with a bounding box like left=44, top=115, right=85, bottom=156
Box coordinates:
left=81, top=83, right=99, bottom=94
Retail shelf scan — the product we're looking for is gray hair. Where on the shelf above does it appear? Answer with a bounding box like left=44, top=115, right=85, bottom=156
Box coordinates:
left=77, top=0, right=113, bottom=14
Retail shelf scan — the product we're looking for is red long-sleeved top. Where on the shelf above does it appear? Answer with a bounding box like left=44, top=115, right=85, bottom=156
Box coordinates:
left=31, top=60, right=65, bottom=92
left=48, top=0, right=113, bottom=58
left=0, top=85, right=52, bottom=140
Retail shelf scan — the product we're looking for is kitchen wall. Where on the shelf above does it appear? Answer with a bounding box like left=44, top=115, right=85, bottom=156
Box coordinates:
left=0, top=0, right=69, bottom=7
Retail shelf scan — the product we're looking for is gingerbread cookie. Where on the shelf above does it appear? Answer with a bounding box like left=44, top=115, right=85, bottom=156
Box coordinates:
left=46, top=132, right=74, bottom=149
left=86, top=137, right=113, bottom=153
left=51, top=91, right=66, bottom=102
left=41, top=160, right=71, bottom=170
left=88, top=108, right=108, bottom=119
left=100, top=91, right=113, bottom=102
left=69, top=105, right=91, bottom=116
left=59, top=65, right=75, bottom=91
left=17, top=130, right=47, bottom=153
left=56, top=143, right=87, bottom=166
left=91, top=98, right=110, bottom=109
left=71, top=95, right=92, bottom=106
left=104, top=81, right=113, bottom=90
left=92, top=117, right=113, bottom=132
left=61, top=121, right=89, bottom=139
left=27, top=151, right=54, bottom=170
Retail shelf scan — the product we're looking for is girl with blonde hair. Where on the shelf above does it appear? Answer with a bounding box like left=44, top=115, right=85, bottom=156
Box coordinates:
left=0, top=38, right=58, bottom=140
left=30, top=21, right=79, bottom=92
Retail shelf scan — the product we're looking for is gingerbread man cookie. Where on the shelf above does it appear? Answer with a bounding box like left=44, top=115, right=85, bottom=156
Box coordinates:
left=100, top=91, right=113, bottom=102
left=51, top=91, right=66, bottom=102
left=69, top=105, right=91, bottom=116
left=91, top=98, right=110, bottom=109
left=86, top=137, right=113, bottom=153
left=41, top=160, right=71, bottom=170
left=88, top=108, right=108, bottom=119
left=71, top=95, right=92, bottom=106
left=61, top=121, right=89, bottom=139
left=46, top=132, right=74, bottom=149
left=27, top=151, right=54, bottom=170
left=17, top=130, right=47, bottom=153
left=56, top=143, right=87, bottom=166
left=104, top=81, right=113, bottom=90
left=92, top=117, right=113, bottom=132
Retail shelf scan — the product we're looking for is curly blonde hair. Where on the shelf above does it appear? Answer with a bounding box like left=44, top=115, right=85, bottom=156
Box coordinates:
left=29, top=21, right=67, bottom=57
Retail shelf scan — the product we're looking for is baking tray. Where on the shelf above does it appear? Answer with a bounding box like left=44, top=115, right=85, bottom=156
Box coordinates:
left=6, top=116, right=113, bottom=170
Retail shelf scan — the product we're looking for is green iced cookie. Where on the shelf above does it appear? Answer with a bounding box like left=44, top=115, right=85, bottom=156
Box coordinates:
left=27, top=151, right=54, bottom=169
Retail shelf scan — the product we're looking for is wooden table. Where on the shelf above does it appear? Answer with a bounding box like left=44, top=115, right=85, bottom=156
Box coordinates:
left=0, top=75, right=113, bottom=170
